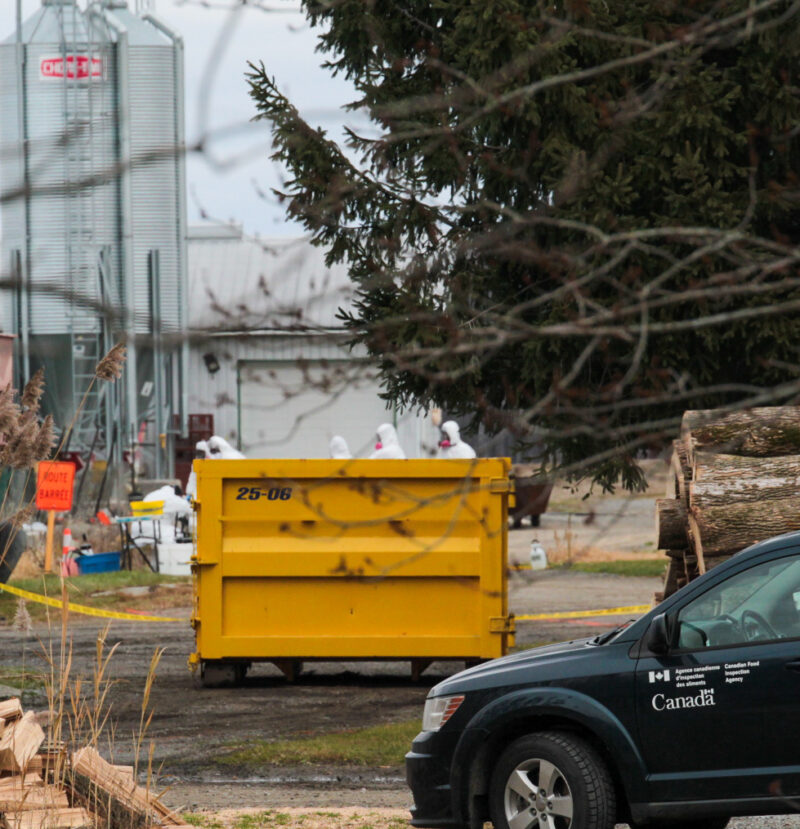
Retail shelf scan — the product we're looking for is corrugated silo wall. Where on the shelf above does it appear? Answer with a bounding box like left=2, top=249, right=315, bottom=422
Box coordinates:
left=0, top=43, right=24, bottom=334
left=0, top=14, right=119, bottom=337
left=28, top=38, right=117, bottom=335
left=128, top=42, right=182, bottom=333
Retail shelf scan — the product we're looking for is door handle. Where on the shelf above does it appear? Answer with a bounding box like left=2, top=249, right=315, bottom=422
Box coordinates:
left=785, top=659, right=800, bottom=672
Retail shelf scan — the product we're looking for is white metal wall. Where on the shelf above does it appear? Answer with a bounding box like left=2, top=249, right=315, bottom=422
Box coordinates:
left=188, top=334, right=440, bottom=457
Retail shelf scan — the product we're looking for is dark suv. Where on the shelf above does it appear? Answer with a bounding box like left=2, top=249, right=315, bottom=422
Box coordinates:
left=406, top=532, right=800, bottom=829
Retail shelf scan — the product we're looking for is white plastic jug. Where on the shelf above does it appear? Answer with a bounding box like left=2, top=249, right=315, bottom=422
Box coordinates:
left=529, top=540, right=548, bottom=570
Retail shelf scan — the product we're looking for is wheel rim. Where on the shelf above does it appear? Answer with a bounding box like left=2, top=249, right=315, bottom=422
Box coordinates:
left=503, top=756, right=573, bottom=829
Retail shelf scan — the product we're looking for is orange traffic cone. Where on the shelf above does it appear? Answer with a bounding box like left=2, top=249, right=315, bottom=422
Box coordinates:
left=61, top=527, right=77, bottom=576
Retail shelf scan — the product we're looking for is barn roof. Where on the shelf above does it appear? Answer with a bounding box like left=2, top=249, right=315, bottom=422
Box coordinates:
left=187, top=225, right=356, bottom=333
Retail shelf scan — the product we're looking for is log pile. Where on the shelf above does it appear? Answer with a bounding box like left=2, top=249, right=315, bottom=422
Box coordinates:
left=0, top=698, right=190, bottom=829
left=656, top=407, right=800, bottom=600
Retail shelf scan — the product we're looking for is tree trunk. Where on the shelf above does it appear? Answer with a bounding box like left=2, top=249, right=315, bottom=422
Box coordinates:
left=656, top=498, right=688, bottom=549
left=690, top=453, right=800, bottom=508
left=681, top=407, right=800, bottom=461
left=693, top=452, right=800, bottom=481
left=690, top=497, right=800, bottom=556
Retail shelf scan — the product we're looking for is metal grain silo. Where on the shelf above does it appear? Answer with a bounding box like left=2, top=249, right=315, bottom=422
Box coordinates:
left=91, top=0, right=188, bottom=477
left=0, top=0, right=120, bottom=457
left=0, top=0, right=187, bottom=478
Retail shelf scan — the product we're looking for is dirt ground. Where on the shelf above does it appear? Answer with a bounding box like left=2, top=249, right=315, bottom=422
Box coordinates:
left=0, top=563, right=661, bottom=811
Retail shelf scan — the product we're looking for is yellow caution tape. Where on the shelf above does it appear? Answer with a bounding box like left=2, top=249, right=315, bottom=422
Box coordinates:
left=516, top=604, right=651, bottom=621
left=0, top=581, right=182, bottom=623
left=0, top=580, right=647, bottom=625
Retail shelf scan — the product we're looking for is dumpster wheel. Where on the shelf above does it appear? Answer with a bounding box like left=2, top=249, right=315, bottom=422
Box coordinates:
left=199, top=660, right=249, bottom=687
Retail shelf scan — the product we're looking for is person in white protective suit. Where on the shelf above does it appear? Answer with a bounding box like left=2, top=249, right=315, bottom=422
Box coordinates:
left=329, top=436, right=352, bottom=459
left=185, top=440, right=208, bottom=500
left=369, top=423, right=406, bottom=459
left=207, top=435, right=246, bottom=460
left=437, top=421, right=477, bottom=459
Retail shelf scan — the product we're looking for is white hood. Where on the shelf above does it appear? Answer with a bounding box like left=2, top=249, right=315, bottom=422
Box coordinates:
left=438, top=420, right=477, bottom=459
left=369, top=423, right=406, bottom=459
left=330, top=436, right=352, bottom=459
left=207, top=435, right=246, bottom=460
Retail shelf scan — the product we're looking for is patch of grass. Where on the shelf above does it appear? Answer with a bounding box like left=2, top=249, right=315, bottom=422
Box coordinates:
left=0, top=666, right=47, bottom=690
left=183, top=814, right=224, bottom=829
left=11, top=571, right=188, bottom=594
left=568, top=560, right=666, bottom=578
left=0, top=571, right=191, bottom=624
left=218, top=720, right=421, bottom=768
left=234, top=813, right=289, bottom=829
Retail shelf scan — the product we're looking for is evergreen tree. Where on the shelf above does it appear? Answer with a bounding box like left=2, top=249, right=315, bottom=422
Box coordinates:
left=249, top=0, right=800, bottom=489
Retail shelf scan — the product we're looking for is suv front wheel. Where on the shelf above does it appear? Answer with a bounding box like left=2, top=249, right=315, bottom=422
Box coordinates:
left=489, top=731, right=616, bottom=829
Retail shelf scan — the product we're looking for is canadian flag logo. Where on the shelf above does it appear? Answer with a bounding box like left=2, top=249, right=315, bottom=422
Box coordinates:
left=648, top=669, right=670, bottom=683
left=40, top=55, right=103, bottom=81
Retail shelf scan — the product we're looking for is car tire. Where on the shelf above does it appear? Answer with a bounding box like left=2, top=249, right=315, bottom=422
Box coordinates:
left=489, top=731, right=616, bottom=829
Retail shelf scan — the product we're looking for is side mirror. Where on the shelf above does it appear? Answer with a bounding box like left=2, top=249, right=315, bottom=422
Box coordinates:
left=645, top=614, right=670, bottom=655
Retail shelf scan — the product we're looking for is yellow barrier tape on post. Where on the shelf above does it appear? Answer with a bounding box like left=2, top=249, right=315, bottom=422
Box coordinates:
left=516, top=604, right=651, bottom=621
left=0, top=581, right=182, bottom=623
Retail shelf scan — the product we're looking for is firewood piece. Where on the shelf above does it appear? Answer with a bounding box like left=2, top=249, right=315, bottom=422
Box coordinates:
left=70, top=747, right=182, bottom=824
left=3, top=807, right=92, bottom=829
left=673, top=438, right=691, bottom=477
left=682, top=407, right=800, bottom=463
left=0, top=784, right=69, bottom=811
left=656, top=499, right=688, bottom=549
left=690, top=497, right=800, bottom=557
left=669, top=445, right=690, bottom=506
left=0, top=712, right=45, bottom=772
left=0, top=774, right=43, bottom=790
left=0, top=700, right=23, bottom=723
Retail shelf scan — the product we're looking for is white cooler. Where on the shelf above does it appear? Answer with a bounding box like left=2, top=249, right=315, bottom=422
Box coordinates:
left=157, top=542, right=193, bottom=576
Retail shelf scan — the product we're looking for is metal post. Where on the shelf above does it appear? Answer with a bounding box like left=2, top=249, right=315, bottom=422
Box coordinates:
left=144, top=12, right=189, bottom=439
left=15, top=0, right=30, bottom=386
left=96, top=8, right=138, bottom=465
left=148, top=249, right=163, bottom=478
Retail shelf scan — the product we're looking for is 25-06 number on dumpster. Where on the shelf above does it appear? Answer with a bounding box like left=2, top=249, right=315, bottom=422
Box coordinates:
left=235, top=486, right=293, bottom=501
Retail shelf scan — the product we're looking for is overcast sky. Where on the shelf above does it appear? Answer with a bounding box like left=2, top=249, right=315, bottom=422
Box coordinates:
left=0, top=0, right=364, bottom=236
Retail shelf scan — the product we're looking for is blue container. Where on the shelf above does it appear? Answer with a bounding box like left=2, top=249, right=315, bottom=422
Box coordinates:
left=76, top=552, right=121, bottom=575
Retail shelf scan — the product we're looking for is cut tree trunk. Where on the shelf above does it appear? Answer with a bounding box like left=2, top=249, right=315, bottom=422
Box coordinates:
left=656, top=499, right=688, bottom=549
left=690, top=453, right=800, bottom=507
left=693, top=452, right=800, bottom=481
left=682, top=407, right=800, bottom=462
left=690, top=497, right=800, bottom=556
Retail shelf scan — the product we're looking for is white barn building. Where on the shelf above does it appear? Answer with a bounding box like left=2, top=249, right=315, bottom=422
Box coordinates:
left=186, top=225, right=438, bottom=459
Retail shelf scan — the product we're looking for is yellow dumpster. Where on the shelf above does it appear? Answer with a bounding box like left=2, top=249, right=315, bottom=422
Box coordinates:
left=189, top=458, right=514, bottom=684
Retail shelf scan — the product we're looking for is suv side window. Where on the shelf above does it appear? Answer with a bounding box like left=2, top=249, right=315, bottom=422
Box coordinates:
left=676, top=554, right=800, bottom=650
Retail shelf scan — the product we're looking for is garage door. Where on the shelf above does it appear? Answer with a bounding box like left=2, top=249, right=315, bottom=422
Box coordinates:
left=238, top=360, right=393, bottom=459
